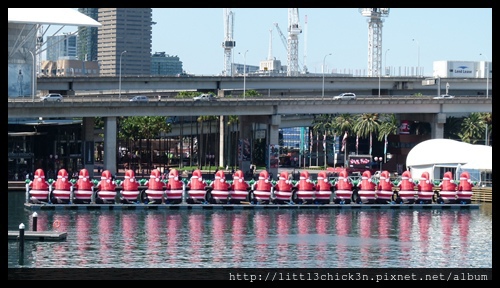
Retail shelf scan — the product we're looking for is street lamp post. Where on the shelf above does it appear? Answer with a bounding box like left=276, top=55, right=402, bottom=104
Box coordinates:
left=322, top=53, right=332, bottom=100
left=28, top=50, right=35, bottom=102
left=412, top=39, right=420, bottom=76
left=384, top=49, right=390, bottom=76
left=480, top=53, right=489, bottom=145
left=379, top=48, right=390, bottom=97
left=480, top=53, right=489, bottom=99
left=119, top=50, right=127, bottom=99
left=239, top=50, right=249, bottom=99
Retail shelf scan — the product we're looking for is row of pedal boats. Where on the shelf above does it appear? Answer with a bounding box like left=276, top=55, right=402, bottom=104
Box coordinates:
left=26, top=167, right=475, bottom=205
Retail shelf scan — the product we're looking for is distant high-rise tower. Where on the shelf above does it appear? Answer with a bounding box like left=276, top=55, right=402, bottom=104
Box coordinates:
left=77, top=8, right=99, bottom=61
left=46, top=34, right=78, bottom=61
left=151, top=52, right=183, bottom=75
left=97, top=8, right=153, bottom=76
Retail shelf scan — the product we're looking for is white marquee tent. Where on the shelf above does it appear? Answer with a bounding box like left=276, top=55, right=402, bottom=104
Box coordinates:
left=406, top=139, right=491, bottom=185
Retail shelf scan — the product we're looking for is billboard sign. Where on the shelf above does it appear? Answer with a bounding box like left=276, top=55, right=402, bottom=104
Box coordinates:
left=450, top=62, right=475, bottom=78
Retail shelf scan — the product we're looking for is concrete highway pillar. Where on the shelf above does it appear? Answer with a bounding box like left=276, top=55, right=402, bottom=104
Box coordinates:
left=431, top=113, right=446, bottom=139
left=219, top=115, right=225, bottom=169
left=103, top=117, right=118, bottom=176
left=268, top=115, right=281, bottom=179
left=239, top=115, right=253, bottom=176
left=82, top=117, right=95, bottom=178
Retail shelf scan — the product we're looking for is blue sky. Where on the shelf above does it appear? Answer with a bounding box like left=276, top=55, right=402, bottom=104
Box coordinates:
left=49, top=8, right=492, bottom=77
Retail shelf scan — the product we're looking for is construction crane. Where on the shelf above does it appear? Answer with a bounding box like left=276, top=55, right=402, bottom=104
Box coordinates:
left=267, top=28, right=273, bottom=60
left=302, top=14, right=308, bottom=74
left=273, top=23, right=287, bottom=53
left=222, top=8, right=236, bottom=76
left=359, top=8, right=390, bottom=77
left=287, top=8, right=301, bottom=76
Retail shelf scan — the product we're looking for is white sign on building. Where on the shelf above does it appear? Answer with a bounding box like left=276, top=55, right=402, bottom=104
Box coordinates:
left=433, top=61, right=479, bottom=78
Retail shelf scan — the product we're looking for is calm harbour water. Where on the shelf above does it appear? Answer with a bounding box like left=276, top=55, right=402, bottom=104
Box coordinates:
left=8, top=192, right=492, bottom=270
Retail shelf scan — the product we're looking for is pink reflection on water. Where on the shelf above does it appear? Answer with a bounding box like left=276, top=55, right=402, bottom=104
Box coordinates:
left=296, top=213, right=313, bottom=262
left=358, top=211, right=373, bottom=265
left=98, top=213, right=115, bottom=265
left=416, top=211, right=431, bottom=266
left=121, top=213, right=137, bottom=264
left=441, top=212, right=455, bottom=260
left=165, top=213, right=182, bottom=263
left=145, top=213, right=163, bottom=264
left=456, top=212, right=471, bottom=260
left=276, top=212, right=291, bottom=265
left=398, top=211, right=413, bottom=263
left=231, top=213, right=247, bottom=265
left=51, top=214, right=70, bottom=266
left=336, top=211, right=352, bottom=266
left=212, top=212, right=228, bottom=264
left=315, top=213, right=330, bottom=262
left=188, top=213, right=205, bottom=264
left=377, top=212, right=391, bottom=265
left=75, top=213, right=92, bottom=266
left=253, top=212, right=270, bottom=262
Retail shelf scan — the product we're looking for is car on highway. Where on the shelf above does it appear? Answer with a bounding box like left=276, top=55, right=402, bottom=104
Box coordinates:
left=129, top=95, right=149, bottom=102
left=40, top=93, right=63, bottom=102
left=193, top=94, right=217, bottom=101
left=333, top=92, right=356, bottom=100
left=433, top=94, right=455, bottom=99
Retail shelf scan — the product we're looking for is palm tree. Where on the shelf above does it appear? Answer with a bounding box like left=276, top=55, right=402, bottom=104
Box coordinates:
left=377, top=114, right=399, bottom=141
left=353, top=113, right=380, bottom=156
left=459, top=112, right=488, bottom=144
left=312, top=114, right=331, bottom=166
left=444, top=116, right=463, bottom=140
left=481, top=112, right=492, bottom=145
left=377, top=114, right=400, bottom=162
left=331, top=114, right=356, bottom=166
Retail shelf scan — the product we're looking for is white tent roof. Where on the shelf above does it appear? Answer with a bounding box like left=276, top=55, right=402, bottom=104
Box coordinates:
left=8, top=8, right=101, bottom=27
left=407, top=139, right=491, bottom=171
left=461, top=145, right=492, bottom=171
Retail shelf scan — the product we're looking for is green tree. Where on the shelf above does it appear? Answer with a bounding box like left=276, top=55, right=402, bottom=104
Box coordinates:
left=443, top=116, right=463, bottom=140
left=353, top=113, right=380, bottom=155
left=459, top=112, right=489, bottom=144
left=481, top=112, right=492, bottom=145
left=119, top=116, right=170, bottom=172
left=377, top=114, right=399, bottom=141
left=354, top=113, right=380, bottom=139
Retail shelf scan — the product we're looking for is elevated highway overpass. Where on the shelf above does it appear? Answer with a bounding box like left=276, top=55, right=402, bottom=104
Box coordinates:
left=36, top=75, right=490, bottom=99
left=7, top=95, right=492, bottom=118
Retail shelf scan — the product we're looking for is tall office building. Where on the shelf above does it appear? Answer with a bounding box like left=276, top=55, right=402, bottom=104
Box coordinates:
left=77, top=8, right=99, bottom=61
left=151, top=52, right=183, bottom=75
left=46, top=34, right=78, bottom=61
left=97, top=8, right=153, bottom=76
